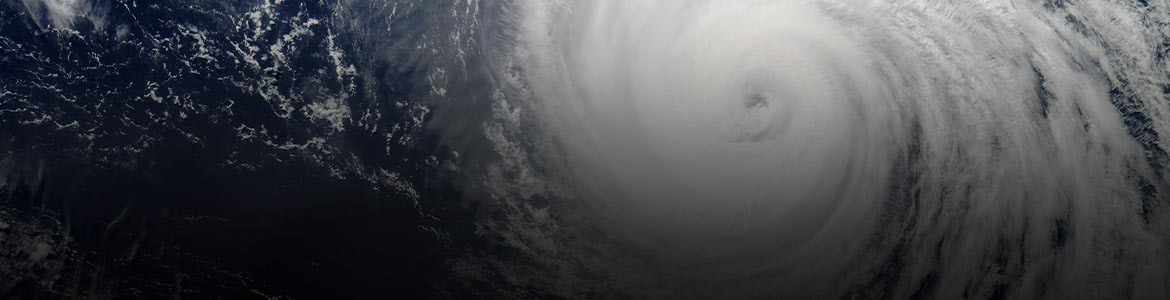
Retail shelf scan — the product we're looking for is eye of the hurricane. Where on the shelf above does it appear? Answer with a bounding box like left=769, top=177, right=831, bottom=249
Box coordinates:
left=745, top=92, right=769, bottom=111
left=726, top=87, right=789, bottom=143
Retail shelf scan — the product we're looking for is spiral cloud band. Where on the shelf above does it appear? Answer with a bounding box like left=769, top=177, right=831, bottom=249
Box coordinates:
left=441, top=0, right=1170, bottom=298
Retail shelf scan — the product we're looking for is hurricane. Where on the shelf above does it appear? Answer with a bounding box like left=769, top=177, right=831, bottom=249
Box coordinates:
left=2, top=0, right=1170, bottom=299
left=446, top=0, right=1170, bottom=298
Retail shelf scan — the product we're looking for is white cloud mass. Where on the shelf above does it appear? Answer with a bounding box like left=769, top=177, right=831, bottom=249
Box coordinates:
left=442, top=0, right=1170, bottom=298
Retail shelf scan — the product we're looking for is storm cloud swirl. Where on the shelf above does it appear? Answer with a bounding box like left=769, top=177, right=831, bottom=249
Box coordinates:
left=431, top=0, right=1170, bottom=299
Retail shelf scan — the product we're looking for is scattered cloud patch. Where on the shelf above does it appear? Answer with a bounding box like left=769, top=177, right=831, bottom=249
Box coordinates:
left=20, top=0, right=107, bottom=31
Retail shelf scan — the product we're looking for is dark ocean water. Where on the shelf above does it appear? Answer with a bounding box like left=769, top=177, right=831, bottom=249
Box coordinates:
left=0, top=0, right=476, bottom=298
